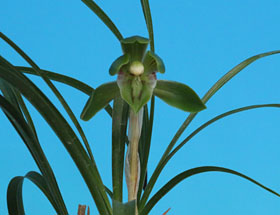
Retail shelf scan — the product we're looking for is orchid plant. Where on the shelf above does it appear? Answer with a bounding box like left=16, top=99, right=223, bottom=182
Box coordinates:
left=1, top=0, right=280, bottom=215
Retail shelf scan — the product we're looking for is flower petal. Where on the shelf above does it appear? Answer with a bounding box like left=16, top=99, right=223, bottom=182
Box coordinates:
left=109, top=54, right=130, bottom=76
left=143, top=51, right=165, bottom=74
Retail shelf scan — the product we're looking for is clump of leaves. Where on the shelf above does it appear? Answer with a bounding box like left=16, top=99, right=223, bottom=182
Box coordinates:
left=1, top=0, right=280, bottom=215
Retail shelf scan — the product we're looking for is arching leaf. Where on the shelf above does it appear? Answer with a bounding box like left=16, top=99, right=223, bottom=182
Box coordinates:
left=0, top=93, right=68, bottom=214
left=7, top=171, right=60, bottom=215
left=15, top=66, right=113, bottom=116
left=0, top=65, right=112, bottom=215
left=139, top=50, right=280, bottom=209
left=140, top=166, right=280, bottom=215
left=81, top=0, right=123, bottom=41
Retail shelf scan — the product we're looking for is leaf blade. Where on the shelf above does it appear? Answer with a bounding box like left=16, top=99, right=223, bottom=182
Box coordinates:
left=0, top=93, right=68, bottom=214
left=139, top=50, right=280, bottom=208
left=16, top=66, right=113, bottom=116
left=112, top=96, right=129, bottom=202
left=7, top=171, right=61, bottom=215
left=168, top=104, right=280, bottom=165
left=0, top=32, right=95, bottom=166
left=81, top=0, right=123, bottom=41
left=140, top=0, right=154, bottom=52
left=0, top=65, right=112, bottom=215
left=140, top=166, right=280, bottom=215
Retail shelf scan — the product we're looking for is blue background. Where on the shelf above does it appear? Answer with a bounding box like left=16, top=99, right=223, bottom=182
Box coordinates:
left=1, top=0, right=280, bottom=214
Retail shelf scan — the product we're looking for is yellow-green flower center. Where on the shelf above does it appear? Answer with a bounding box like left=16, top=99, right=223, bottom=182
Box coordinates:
left=129, top=61, right=144, bottom=76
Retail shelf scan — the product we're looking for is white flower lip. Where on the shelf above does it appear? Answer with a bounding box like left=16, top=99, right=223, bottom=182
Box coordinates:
left=129, top=61, right=144, bottom=76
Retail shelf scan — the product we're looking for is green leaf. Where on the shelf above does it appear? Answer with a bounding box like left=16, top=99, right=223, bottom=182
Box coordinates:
left=0, top=79, right=22, bottom=116
left=112, top=96, right=129, bottom=202
left=105, top=186, right=114, bottom=199
left=140, top=0, right=155, bottom=52
left=15, top=66, right=113, bottom=116
left=109, top=54, right=130, bottom=76
left=140, top=166, right=280, bottom=215
left=81, top=0, right=123, bottom=41
left=16, top=66, right=93, bottom=95
left=137, top=105, right=150, bottom=199
left=139, top=104, right=280, bottom=210
left=143, top=51, right=165, bottom=74
left=0, top=32, right=95, bottom=164
left=7, top=171, right=61, bottom=215
left=0, top=92, right=68, bottom=214
left=0, top=57, right=39, bottom=141
left=139, top=50, right=280, bottom=209
left=81, top=81, right=119, bottom=121
left=170, top=50, right=280, bottom=155
left=154, top=80, right=206, bottom=112
left=0, top=65, right=111, bottom=215
left=121, top=36, right=150, bottom=61
left=162, top=104, right=280, bottom=176
left=113, top=200, right=136, bottom=215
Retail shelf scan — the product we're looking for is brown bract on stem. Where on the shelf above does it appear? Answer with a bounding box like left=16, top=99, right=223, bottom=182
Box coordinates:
left=77, top=205, right=90, bottom=215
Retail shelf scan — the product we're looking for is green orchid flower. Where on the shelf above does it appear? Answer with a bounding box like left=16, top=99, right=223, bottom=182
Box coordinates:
left=80, top=36, right=206, bottom=121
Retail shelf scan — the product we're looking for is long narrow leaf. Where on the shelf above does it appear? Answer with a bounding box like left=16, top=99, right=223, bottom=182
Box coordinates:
left=81, top=0, right=123, bottom=41
left=0, top=65, right=112, bottom=215
left=140, top=166, right=280, bottom=215
left=0, top=78, right=68, bottom=214
left=140, top=0, right=154, bottom=52
left=105, top=186, right=113, bottom=199
left=0, top=32, right=95, bottom=166
left=7, top=176, right=24, bottom=215
left=0, top=64, right=68, bottom=214
left=168, top=104, right=280, bottom=165
left=0, top=59, right=39, bottom=140
left=16, top=66, right=113, bottom=116
left=139, top=104, right=280, bottom=210
left=7, top=171, right=61, bottom=215
left=168, top=50, right=280, bottom=159
left=13, top=91, right=39, bottom=141
left=0, top=79, right=22, bottom=115
left=139, top=104, right=280, bottom=209
left=139, top=50, right=280, bottom=208
left=112, top=96, right=129, bottom=202
left=2, top=38, right=95, bottom=167
left=137, top=105, right=149, bottom=200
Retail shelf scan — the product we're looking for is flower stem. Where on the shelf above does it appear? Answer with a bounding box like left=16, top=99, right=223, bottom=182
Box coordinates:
left=125, top=108, right=143, bottom=211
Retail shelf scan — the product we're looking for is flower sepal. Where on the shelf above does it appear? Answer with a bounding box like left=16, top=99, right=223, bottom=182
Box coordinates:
left=80, top=81, right=119, bottom=121
left=153, top=80, right=206, bottom=112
